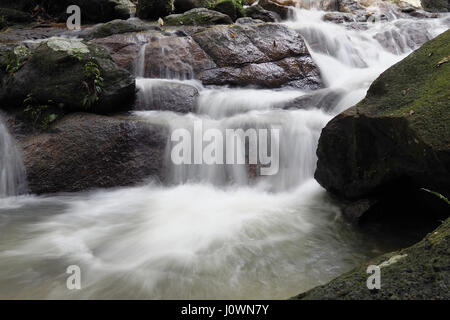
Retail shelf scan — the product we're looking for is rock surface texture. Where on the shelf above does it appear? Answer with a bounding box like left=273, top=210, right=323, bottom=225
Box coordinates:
left=315, top=30, right=450, bottom=201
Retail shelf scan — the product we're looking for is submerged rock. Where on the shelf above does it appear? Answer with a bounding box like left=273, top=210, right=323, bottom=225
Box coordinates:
left=315, top=30, right=450, bottom=201
left=164, top=8, right=233, bottom=25
left=136, top=80, right=199, bottom=113
left=21, top=113, right=167, bottom=194
left=294, top=216, right=450, bottom=299
left=0, top=37, right=135, bottom=114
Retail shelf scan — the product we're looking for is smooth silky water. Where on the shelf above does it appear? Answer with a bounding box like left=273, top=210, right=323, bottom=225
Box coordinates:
left=0, top=8, right=448, bottom=299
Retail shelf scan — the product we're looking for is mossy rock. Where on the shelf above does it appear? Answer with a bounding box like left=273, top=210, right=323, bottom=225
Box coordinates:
left=0, top=38, right=135, bottom=115
left=212, top=0, right=246, bottom=21
left=294, top=216, right=450, bottom=299
left=164, top=8, right=233, bottom=26
left=315, top=30, right=450, bottom=201
left=421, top=0, right=449, bottom=12
left=81, top=19, right=153, bottom=40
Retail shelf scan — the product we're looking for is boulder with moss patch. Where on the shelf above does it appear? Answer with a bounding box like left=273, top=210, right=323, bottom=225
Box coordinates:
left=0, top=38, right=135, bottom=114
left=79, top=19, right=155, bottom=40
left=315, top=30, right=450, bottom=204
left=164, top=8, right=233, bottom=25
left=421, top=0, right=449, bottom=12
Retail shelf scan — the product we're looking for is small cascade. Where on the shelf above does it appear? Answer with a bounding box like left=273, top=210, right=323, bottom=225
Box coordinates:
left=0, top=115, right=27, bottom=198
left=136, top=87, right=330, bottom=190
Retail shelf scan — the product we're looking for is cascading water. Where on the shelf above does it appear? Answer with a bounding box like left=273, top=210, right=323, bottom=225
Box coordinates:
left=0, top=7, right=448, bottom=299
left=0, top=115, right=26, bottom=198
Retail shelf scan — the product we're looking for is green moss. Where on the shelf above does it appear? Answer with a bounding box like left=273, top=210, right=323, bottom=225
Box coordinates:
left=164, top=8, right=233, bottom=25
left=356, top=30, right=450, bottom=152
left=212, top=0, right=246, bottom=21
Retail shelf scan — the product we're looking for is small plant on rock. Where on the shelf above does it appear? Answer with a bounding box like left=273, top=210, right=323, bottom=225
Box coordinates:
left=82, top=60, right=104, bottom=109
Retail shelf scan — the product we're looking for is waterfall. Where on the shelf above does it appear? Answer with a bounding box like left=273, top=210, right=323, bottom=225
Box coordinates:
left=0, top=115, right=27, bottom=198
left=0, top=6, right=448, bottom=299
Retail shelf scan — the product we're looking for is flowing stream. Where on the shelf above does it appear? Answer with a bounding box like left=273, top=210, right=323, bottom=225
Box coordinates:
left=0, top=8, right=448, bottom=299
left=0, top=115, right=26, bottom=198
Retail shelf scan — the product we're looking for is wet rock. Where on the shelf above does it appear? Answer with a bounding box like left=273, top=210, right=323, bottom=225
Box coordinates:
left=235, top=17, right=265, bottom=24
left=294, top=216, right=450, bottom=299
left=145, top=34, right=217, bottom=78
left=258, top=0, right=292, bottom=19
left=374, top=20, right=435, bottom=54
left=0, top=38, right=135, bottom=114
left=212, top=0, right=246, bottom=21
left=94, top=23, right=321, bottom=89
left=93, top=31, right=215, bottom=77
left=282, top=89, right=345, bottom=113
left=245, top=4, right=281, bottom=22
left=192, top=23, right=322, bottom=89
left=136, top=79, right=199, bottom=113
left=79, top=19, right=155, bottom=40
left=323, top=12, right=354, bottom=23
left=21, top=113, right=167, bottom=194
left=315, top=30, right=450, bottom=201
left=137, top=0, right=173, bottom=20
left=164, top=8, right=233, bottom=25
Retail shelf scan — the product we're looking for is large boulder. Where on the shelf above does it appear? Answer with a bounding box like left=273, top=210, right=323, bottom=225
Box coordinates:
left=0, top=38, right=135, bottom=114
left=191, top=23, right=322, bottom=88
left=94, top=23, right=321, bottom=89
left=137, top=0, right=173, bottom=20
left=21, top=113, right=167, bottom=194
left=421, top=0, right=449, bottom=12
left=164, top=8, right=233, bottom=25
left=294, top=215, right=450, bottom=299
left=315, top=30, right=450, bottom=202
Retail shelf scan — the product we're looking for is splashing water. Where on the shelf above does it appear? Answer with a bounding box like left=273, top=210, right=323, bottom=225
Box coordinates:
left=0, top=115, right=26, bottom=198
